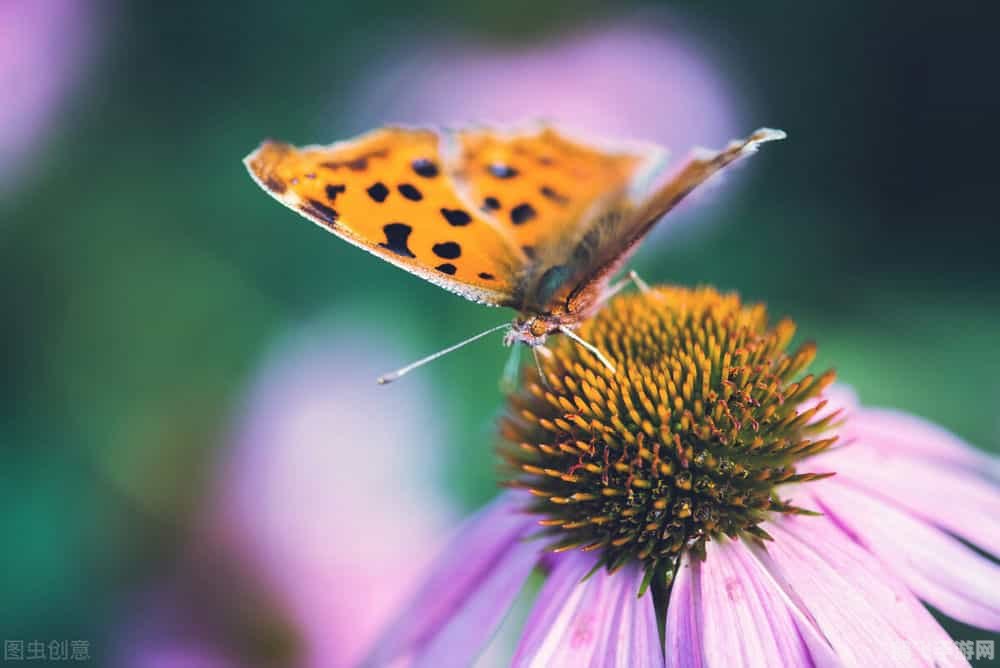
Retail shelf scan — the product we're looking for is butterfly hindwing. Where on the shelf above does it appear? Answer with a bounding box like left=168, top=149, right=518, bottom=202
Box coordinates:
left=244, top=127, right=524, bottom=305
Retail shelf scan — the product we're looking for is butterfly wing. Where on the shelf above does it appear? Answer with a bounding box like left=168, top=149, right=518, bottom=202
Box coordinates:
left=245, top=124, right=783, bottom=319
left=515, top=128, right=787, bottom=319
left=244, top=127, right=524, bottom=306
left=448, top=124, right=668, bottom=311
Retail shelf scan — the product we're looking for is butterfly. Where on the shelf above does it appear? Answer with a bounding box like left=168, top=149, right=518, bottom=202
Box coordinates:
left=244, top=123, right=784, bottom=382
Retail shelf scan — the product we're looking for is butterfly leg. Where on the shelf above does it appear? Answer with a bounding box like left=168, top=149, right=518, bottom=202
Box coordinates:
left=627, top=270, right=650, bottom=293
left=604, top=275, right=631, bottom=300
left=559, top=326, right=617, bottom=374
left=532, top=345, right=553, bottom=390
left=601, top=269, right=651, bottom=305
left=534, top=344, right=554, bottom=359
left=500, top=343, right=522, bottom=393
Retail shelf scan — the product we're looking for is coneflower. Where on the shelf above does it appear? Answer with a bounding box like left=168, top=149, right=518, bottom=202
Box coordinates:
left=366, top=286, right=999, bottom=667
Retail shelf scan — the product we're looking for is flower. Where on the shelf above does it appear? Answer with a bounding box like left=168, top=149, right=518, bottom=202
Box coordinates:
left=0, top=0, right=101, bottom=193
left=351, top=18, right=739, bottom=149
left=365, top=286, right=999, bottom=666
left=117, top=325, right=456, bottom=667
left=217, top=327, right=457, bottom=666
left=346, top=16, right=743, bottom=237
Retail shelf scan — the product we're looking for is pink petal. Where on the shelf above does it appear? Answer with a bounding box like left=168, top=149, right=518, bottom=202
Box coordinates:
left=363, top=493, right=539, bottom=666
left=664, top=553, right=703, bottom=668
left=665, top=542, right=838, bottom=668
left=600, top=564, right=663, bottom=668
left=814, top=448, right=1000, bottom=557
left=749, top=514, right=967, bottom=667
left=414, top=536, right=541, bottom=667
left=696, top=538, right=816, bottom=667
left=798, top=383, right=859, bottom=423
left=513, top=551, right=662, bottom=667
left=812, top=482, right=1000, bottom=631
left=839, top=406, right=995, bottom=472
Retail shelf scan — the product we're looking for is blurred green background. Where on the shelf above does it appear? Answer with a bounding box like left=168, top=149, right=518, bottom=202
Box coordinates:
left=2, top=0, right=998, bottom=665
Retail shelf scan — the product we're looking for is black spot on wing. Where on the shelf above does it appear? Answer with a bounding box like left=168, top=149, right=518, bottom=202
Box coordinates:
left=488, top=163, right=518, bottom=179
left=367, top=182, right=389, bottom=202
left=301, top=199, right=338, bottom=226
left=521, top=245, right=536, bottom=259
left=510, top=203, right=537, bottom=225
left=379, top=223, right=416, bottom=258
left=412, top=158, right=439, bottom=178
left=440, top=208, right=472, bottom=226
left=540, top=185, right=569, bottom=205
left=435, top=263, right=457, bottom=275
left=483, top=196, right=501, bottom=211
left=325, top=184, right=346, bottom=201
left=264, top=176, right=286, bottom=193
left=398, top=184, right=423, bottom=201
left=432, top=242, right=461, bottom=259
left=321, top=149, right=388, bottom=172
left=478, top=272, right=495, bottom=280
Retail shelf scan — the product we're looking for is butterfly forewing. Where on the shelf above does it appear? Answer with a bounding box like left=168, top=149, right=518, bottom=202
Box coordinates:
left=244, top=127, right=523, bottom=305
left=450, top=127, right=662, bottom=255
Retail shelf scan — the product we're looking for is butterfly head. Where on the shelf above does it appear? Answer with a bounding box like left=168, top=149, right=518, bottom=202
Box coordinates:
left=505, top=314, right=564, bottom=347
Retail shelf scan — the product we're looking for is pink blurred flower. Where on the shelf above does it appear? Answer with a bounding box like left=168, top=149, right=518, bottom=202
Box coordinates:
left=352, top=17, right=739, bottom=150
left=216, top=327, right=456, bottom=667
left=367, top=386, right=999, bottom=666
left=116, top=577, right=244, bottom=668
left=120, top=325, right=457, bottom=667
left=348, top=15, right=747, bottom=234
left=0, top=0, right=99, bottom=193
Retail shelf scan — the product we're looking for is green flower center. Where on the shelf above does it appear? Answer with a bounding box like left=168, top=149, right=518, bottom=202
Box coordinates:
left=500, top=286, right=839, bottom=581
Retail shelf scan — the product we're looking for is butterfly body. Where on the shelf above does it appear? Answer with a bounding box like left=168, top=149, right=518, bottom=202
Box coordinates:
left=245, top=123, right=784, bottom=370
left=505, top=314, right=568, bottom=347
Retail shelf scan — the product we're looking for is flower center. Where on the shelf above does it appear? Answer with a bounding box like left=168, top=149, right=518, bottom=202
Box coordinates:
left=500, top=286, right=839, bottom=577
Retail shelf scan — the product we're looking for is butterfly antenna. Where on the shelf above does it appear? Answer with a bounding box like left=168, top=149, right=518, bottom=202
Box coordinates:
left=558, top=326, right=617, bottom=374
left=377, top=322, right=511, bottom=384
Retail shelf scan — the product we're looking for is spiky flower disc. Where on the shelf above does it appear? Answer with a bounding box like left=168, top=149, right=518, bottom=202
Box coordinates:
left=500, top=286, right=839, bottom=578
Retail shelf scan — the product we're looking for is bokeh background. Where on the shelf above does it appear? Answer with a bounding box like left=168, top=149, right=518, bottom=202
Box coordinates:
left=3, top=1, right=998, bottom=666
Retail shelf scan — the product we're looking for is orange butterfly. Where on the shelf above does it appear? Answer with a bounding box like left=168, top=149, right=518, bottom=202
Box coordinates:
left=244, top=124, right=784, bottom=382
